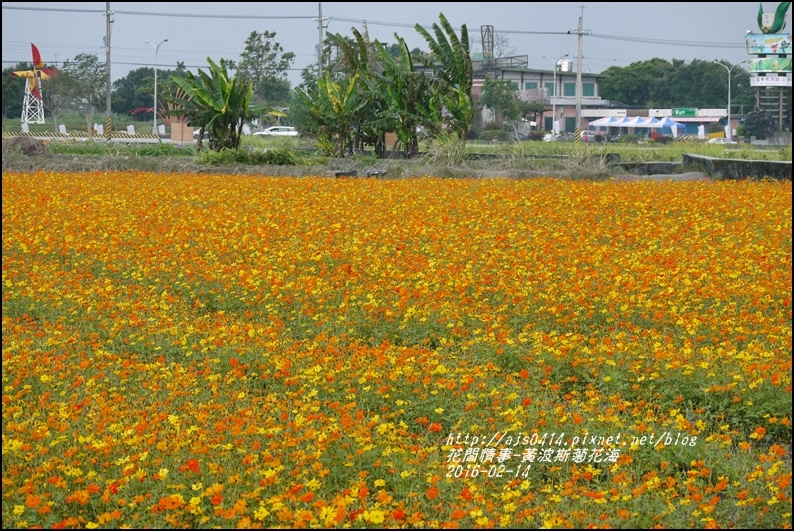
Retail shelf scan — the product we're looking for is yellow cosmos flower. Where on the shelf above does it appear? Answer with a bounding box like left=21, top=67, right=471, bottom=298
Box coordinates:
left=364, top=510, right=385, bottom=524
left=254, top=506, right=270, bottom=521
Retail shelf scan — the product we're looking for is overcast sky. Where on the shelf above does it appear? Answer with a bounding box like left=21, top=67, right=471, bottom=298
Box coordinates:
left=2, top=2, right=787, bottom=87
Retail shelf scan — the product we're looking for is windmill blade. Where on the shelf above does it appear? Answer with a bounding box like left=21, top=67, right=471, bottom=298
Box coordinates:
left=39, top=68, right=57, bottom=80
left=31, top=43, right=45, bottom=69
left=10, top=70, right=36, bottom=78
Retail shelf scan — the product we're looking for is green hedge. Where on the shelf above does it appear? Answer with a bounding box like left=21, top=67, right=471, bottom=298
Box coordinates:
left=201, top=148, right=297, bottom=166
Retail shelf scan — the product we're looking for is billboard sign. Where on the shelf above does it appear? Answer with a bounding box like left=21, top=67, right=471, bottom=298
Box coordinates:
left=746, top=33, right=792, bottom=55
left=748, top=57, right=792, bottom=73
left=750, top=73, right=793, bottom=87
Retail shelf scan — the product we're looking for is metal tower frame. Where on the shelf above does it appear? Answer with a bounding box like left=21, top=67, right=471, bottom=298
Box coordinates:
left=21, top=78, right=45, bottom=124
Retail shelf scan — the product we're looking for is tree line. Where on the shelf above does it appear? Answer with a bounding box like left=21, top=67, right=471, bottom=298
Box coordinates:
left=2, top=14, right=788, bottom=153
left=1, top=30, right=299, bottom=133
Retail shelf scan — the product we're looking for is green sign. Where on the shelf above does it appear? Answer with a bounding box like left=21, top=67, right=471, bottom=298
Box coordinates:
left=673, top=108, right=697, bottom=117
left=749, top=57, right=792, bottom=73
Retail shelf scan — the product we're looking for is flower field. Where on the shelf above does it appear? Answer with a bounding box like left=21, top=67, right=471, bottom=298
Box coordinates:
left=2, top=170, right=792, bottom=529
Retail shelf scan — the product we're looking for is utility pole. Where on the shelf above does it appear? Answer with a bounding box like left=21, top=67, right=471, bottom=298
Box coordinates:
left=568, top=6, right=590, bottom=142
left=105, top=2, right=113, bottom=140
left=317, top=3, right=328, bottom=80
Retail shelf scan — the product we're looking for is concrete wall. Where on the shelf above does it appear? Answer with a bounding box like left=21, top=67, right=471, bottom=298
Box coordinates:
left=611, top=154, right=791, bottom=180
left=682, top=154, right=791, bottom=180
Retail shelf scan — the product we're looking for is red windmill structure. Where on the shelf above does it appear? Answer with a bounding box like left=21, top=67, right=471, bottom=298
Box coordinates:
left=10, top=43, right=58, bottom=125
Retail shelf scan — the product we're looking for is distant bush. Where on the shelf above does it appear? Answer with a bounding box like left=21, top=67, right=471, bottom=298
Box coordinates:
left=743, top=108, right=776, bottom=140
left=257, top=149, right=298, bottom=166
left=201, top=148, right=297, bottom=166
left=619, top=134, right=641, bottom=144
left=47, top=141, right=195, bottom=157
left=478, top=129, right=512, bottom=142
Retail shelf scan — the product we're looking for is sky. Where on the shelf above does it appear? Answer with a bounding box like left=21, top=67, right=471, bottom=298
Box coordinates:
left=2, top=2, right=789, bottom=88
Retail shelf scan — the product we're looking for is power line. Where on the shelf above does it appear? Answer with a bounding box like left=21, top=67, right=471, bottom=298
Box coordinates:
left=2, top=4, right=748, bottom=51
left=2, top=3, right=752, bottom=82
left=1, top=5, right=104, bottom=14
left=1, top=5, right=317, bottom=19
left=1, top=57, right=298, bottom=76
left=589, top=33, right=746, bottom=49
left=1, top=58, right=309, bottom=72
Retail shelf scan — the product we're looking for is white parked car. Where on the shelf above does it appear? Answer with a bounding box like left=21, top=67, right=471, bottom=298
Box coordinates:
left=543, top=132, right=575, bottom=142
left=253, top=126, right=299, bottom=137
left=706, top=137, right=737, bottom=144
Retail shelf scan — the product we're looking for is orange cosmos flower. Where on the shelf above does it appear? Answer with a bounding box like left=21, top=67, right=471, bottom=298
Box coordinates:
left=25, top=494, right=41, bottom=509
left=65, top=490, right=90, bottom=505
left=156, top=495, right=185, bottom=511
left=179, top=458, right=201, bottom=474
left=769, top=443, right=787, bottom=457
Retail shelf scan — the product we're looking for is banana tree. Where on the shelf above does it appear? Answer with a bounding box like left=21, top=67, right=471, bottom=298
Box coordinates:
left=325, top=28, right=385, bottom=154
left=166, top=57, right=262, bottom=151
left=294, top=72, right=366, bottom=157
left=370, top=35, right=441, bottom=157
left=414, top=13, right=474, bottom=141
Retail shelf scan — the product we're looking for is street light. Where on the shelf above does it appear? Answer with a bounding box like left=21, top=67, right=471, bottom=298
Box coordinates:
left=714, top=59, right=746, bottom=141
left=146, top=38, right=168, bottom=135
left=544, top=54, right=568, bottom=134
